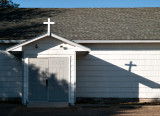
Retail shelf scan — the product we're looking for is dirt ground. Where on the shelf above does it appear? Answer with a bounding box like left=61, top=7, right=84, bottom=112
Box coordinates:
left=1, top=103, right=160, bottom=116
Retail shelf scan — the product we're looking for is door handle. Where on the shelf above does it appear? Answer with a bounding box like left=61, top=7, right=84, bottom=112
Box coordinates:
left=46, top=79, right=48, bottom=87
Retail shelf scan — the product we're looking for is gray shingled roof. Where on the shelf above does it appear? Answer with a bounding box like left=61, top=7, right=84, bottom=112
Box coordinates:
left=0, top=8, right=160, bottom=40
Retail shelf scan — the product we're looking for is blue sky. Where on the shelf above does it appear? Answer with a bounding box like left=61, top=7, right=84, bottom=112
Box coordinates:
left=13, top=0, right=160, bottom=8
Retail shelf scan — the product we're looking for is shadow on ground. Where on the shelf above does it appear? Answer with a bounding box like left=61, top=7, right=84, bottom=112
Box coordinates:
left=1, top=103, right=160, bottom=116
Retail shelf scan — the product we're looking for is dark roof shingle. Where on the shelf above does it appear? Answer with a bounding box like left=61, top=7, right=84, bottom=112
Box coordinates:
left=0, top=8, right=160, bottom=40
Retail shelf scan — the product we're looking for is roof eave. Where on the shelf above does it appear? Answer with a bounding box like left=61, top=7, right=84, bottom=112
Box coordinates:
left=0, top=40, right=25, bottom=43
left=73, top=40, right=160, bottom=43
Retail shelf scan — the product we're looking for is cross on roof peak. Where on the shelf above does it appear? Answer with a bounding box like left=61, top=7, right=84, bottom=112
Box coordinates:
left=43, top=18, right=55, bottom=35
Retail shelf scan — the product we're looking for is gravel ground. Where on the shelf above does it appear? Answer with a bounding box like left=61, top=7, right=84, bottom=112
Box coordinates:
left=1, top=103, right=160, bottom=116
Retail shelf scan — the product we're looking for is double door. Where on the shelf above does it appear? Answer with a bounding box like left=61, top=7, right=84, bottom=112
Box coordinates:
left=28, top=57, right=69, bottom=102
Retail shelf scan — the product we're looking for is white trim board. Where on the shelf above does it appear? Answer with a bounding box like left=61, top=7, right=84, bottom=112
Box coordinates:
left=73, top=40, right=160, bottom=43
left=0, top=40, right=25, bottom=43
left=2, top=39, right=160, bottom=44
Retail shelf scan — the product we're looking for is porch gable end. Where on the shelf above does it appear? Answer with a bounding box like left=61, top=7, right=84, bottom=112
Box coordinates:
left=6, top=33, right=91, bottom=52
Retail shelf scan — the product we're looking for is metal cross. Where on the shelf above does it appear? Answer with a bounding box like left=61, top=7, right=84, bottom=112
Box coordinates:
left=43, top=18, right=55, bottom=35
left=125, top=61, right=137, bottom=72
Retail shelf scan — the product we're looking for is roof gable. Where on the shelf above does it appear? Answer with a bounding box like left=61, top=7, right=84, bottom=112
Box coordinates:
left=6, top=33, right=91, bottom=52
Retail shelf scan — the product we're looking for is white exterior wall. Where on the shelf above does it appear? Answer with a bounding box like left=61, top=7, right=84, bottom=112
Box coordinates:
left=22, top=37, right=81, bottom=105
left=0, top=44, right=22, bottom=99
left=77, top=43, right=160, bottom=99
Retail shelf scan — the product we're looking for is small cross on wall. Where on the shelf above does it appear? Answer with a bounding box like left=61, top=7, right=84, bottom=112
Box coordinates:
left=43, top=18, right=55, bottom=35
left=125, top=61, right=137, bottom=72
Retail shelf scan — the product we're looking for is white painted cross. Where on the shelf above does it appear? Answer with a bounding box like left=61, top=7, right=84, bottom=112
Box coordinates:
left=43, top=18, right=55, bottom=35
left=125, top=61, right=137, bottom=72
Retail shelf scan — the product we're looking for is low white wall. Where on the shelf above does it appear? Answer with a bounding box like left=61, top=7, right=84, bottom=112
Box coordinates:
left=0, top=44, right=22, bottom=99
left=76, top=43, right=160, bottom=99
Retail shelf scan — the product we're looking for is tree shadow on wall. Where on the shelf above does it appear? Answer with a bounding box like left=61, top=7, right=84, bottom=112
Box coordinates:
left=76, top=54, right=160, bottom=103
left=0, top=50, right=22, bottom=101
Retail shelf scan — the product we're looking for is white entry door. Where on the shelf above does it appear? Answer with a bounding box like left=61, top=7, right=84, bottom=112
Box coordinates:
left=28, top=58, right=69, bottom=102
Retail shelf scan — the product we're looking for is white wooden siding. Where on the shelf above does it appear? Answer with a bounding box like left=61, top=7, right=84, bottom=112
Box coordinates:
left=0, top=44, right=22, bottom=98
left=76, top=43, right=160, bottom=98
left=23, top=37, right=77, bottom=104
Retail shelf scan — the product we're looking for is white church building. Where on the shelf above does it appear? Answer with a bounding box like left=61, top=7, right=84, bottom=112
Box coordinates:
left=1, top=8, right=160, bottom=106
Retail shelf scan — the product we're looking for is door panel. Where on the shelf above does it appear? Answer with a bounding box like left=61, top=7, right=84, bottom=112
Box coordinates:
left=29, top=58, right=48, bottom=101
left=48, top=58, right=69, bottom=102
